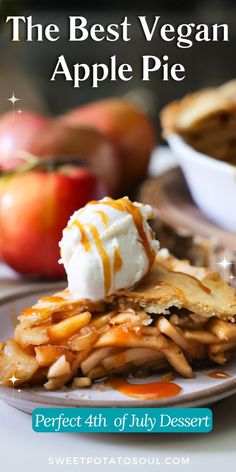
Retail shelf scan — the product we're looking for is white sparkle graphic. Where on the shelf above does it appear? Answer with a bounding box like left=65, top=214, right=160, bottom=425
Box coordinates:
left=17, top=109, right=22, bottom=115
left=216, top=255, right=236, bottom=287
left=216, top=256, right=232, bottom=270
left=6, top=91, right=21, bottom=121
left=8, top=373, right=19, bottom=386
left=7, top=92, right=20, bottom=105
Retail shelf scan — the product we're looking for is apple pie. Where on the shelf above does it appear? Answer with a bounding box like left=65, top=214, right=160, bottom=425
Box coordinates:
left=1, top=252, right=236, bottom=390
left=161, top=79, right=236, bottom=164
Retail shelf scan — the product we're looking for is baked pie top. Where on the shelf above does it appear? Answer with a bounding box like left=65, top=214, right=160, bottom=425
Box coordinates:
left=118, top=254, right=236, bottom=319
left=161, top=79, right=236, bottom=164
left=20, top=254, right=236, bottom=326
left=161, top=80, right=236, bottom=137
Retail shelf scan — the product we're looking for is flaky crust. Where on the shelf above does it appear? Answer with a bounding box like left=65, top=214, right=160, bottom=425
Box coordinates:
left=117, top=254, right=236, bottom=320
left=161, top=86, right=236, bottom=137
left=160, top=80, right=236, bottom=163
left=23, top=254, right=236, bottom=323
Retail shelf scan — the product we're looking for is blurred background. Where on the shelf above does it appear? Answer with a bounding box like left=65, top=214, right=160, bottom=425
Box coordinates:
left=0, top=0, right=235, bottom=130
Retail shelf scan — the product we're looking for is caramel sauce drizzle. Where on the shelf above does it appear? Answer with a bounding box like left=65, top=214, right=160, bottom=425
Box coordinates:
left=21, top=307, right=42, bottom=316
left=170, top=270, right=211, bottom=295
left=106, top=377, right=181, bottom=400
left=95, top=210, right=109, bottom=229
left=207, top=370, right=230, bottom=379
left=157, top=264, right=211, bottom=298
left=113, top=245, right=123, bottom=273
left=73, top=221, right=91, bottom=252
left=88, top=197, right=155, bottom=270
left=40, top=296, right=65, bottom=303
left=86, top=223, right=111, bottom=295
left=65, top=197, right=154, bottom=296
left=67, top=214, right=111, bottom=295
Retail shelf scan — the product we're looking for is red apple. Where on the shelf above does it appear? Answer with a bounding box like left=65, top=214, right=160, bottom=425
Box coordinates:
left=32, top=122, right=121, bottom=195
left=0, top=164, right=105, bottom=278
left=61, top=99, right=157, bottom=190
left=0, top=111, right=52, bottom=170
left=0, top=112, right=120, bottom=195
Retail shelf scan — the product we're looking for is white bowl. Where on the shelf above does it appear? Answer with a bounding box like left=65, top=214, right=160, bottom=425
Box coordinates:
left=167, top=134, right=236, bottom=233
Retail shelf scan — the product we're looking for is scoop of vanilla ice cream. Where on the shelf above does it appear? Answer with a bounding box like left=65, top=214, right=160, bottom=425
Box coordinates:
left=59, top=196, right=159, bottom=301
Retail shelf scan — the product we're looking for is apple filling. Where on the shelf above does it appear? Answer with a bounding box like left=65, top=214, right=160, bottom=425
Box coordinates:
left=0, top=299, right=235, bottom=390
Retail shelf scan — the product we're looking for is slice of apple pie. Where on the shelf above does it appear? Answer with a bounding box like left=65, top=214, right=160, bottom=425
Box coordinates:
left=1, top=252, right=236, bottom=390
left=161, top=79, right=236, bottom=164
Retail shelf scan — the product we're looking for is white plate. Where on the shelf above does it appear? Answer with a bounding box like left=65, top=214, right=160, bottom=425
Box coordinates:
left=1, top=289, right=236, bottom=413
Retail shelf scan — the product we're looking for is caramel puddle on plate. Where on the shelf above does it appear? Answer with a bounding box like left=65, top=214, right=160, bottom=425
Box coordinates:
left=207, top=370, right=231, bottom=379
left=106, top=377, right=181, bottom=400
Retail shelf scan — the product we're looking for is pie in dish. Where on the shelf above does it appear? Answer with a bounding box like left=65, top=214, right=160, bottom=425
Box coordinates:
left=161, top=79, right=236, bottom=164
left=1, top=252, right=236, bottom=390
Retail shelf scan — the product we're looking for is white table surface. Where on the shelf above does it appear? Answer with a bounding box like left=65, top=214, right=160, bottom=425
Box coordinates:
left=0, top=149, right=236, bottom=472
